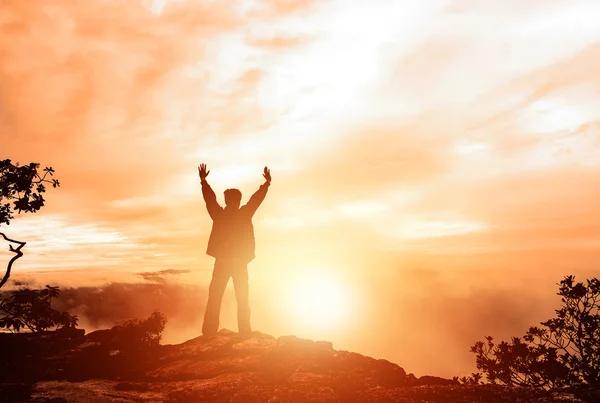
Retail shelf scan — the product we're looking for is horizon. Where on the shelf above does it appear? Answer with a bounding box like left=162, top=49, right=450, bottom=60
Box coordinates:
left=2, top=0, right=600, bottom=379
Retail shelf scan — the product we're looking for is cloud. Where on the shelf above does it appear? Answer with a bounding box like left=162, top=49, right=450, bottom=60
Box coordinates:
left=138, top=268, right=191, bottom=283
left=51, top=282, right=207, bottom=343
left=0, top=0, right=247, bottom=230
left=349, top=265, right=599, bottom=377
left=0, top=0, right=239, bottom=143
left=249, top=0, right=320, bottom=17
left=247, top=36, right=308, bottom=49
left=276, top=120, right=455, bottom=205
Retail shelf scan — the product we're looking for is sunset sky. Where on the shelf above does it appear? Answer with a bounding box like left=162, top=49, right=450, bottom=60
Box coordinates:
left=2, top=0, right=600, bottom=377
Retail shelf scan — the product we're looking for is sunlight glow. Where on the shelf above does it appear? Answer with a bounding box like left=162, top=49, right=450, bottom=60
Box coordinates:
left=336, top=201, right=388, bottom=220
left=284, top=270, right=352, bottom=332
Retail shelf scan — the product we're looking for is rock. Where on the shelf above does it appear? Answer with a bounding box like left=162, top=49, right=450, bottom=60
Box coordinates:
left=405, top=373, right=418, bottom=385
left=314, top=341, right=333, bottom=351
left=415, top=375, right=460, bottom=386
left=563, top=383, right=600, bottom=402
left=0, top=383, right=33, bottom=403
left=277, top=335, right=315, bottom=347
left=84, top=328, right=113, bottom=343
left=218, top=328, right=237, bottom=336
left=374, top=359, right=408, bottom=386
left=55, top=327, right=85, bottom=338
left=3, top=328, right=593, bottom=402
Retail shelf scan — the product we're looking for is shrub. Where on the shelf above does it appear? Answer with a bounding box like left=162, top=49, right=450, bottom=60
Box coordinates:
left=453, top=373, right=483, bottom=385
left=0, top=285, right=78, bottom=332
left=470, top=275, right=600, bottom=388
left=113, top=310, right=167, bottom=349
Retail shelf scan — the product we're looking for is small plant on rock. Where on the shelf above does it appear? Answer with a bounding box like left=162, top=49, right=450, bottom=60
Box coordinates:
left=113, top=310, right=167, bottom=349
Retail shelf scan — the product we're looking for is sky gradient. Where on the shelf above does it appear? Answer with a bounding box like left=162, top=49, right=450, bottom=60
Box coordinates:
left=2, top=0, right=600, bottom=377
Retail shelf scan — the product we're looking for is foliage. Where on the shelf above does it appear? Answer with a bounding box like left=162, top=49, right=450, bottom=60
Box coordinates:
left=113, top=310, right=167, bottom=349
left=0, top=159, right=60, bottom=227
left=471, top=275, right=600, bottom=388
left=0, top=285, right=78, bottom=332
left=453, top=372, right=483, bottom=385
left=0, top=159, right=60, bottom=289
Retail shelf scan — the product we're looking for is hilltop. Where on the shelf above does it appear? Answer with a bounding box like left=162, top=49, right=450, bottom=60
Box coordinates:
left=0, top=327, right=596, bottom=402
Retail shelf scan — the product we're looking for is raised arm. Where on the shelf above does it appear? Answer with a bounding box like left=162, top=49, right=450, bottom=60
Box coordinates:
left=198, top=164, right=222, bottom=220
left=243, top=167, right=271, bottom=216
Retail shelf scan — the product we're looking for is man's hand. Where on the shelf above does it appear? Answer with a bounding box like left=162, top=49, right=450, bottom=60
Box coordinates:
left=198, top=163, right=210, bottom=181
left=263, top=166, right=271, bottom=184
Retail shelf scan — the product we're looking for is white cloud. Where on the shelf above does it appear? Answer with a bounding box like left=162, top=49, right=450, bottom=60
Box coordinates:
left=388, top=219, right=487, bottom=240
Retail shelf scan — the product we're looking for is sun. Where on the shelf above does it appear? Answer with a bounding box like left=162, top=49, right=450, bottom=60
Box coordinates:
left=283, top=270, right=352, bottom=334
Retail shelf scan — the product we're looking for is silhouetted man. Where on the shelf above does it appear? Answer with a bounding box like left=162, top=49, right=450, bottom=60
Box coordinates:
left=198, top=163, right=271, bottom=336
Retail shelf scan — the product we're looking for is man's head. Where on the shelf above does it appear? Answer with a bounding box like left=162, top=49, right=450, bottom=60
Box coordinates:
left=224, top=188, right=242, bottom=208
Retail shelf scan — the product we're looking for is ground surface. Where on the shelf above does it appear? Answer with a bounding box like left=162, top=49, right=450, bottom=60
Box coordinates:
left=0, top=328, right=596, bottom=402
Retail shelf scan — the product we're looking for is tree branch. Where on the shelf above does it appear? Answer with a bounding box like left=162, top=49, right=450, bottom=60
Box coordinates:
left=0, top=232, right=26, bottom=289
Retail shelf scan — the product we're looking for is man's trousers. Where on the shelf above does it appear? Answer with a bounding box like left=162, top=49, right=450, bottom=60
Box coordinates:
left=202, top=258, right=251, bottom=336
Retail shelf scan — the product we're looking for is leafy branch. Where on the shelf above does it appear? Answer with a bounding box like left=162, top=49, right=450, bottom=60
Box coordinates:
left=0, top=159, right=60, bottom=226
left=0, top=159, right=60, bottom=289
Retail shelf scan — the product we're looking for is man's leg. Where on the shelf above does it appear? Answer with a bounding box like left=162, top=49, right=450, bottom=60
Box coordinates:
left=202, top=259, right=230, bottom=336
left=232, top=261, right=251, bottom=335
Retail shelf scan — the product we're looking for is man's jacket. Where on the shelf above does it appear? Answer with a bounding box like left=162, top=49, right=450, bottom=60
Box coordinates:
left=201, top=180, right=269, bottom=263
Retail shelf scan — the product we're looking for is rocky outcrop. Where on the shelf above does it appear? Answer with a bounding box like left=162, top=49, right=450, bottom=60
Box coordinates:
left=0, top=328, right=593, bottom=402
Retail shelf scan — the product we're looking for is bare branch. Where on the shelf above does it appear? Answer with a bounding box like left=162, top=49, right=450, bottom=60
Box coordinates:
left=0, top=232, right=26, bottom=289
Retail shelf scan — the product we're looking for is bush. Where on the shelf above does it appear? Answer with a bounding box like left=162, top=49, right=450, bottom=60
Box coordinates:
left=453, top=373, right=483, bottom=385
left=470, top=275, right=600, bottom=388
left=0, top=285, right=78, bottom=332
left=113, top=310, right=167, bottom=349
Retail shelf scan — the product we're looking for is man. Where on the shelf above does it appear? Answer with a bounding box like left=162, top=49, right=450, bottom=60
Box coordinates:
left=198, top=163, right=271, bottom=336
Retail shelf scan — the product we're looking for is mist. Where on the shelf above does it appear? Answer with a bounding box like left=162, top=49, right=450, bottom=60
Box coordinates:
left=8, top=263, right=595, bottom=378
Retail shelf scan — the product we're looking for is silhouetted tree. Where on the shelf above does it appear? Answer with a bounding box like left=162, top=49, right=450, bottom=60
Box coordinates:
left=471, top=275, right=600, bottom=388
left=0, top=159, right=60, bottom=289
left=0, top=285, right=78, bottom=332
